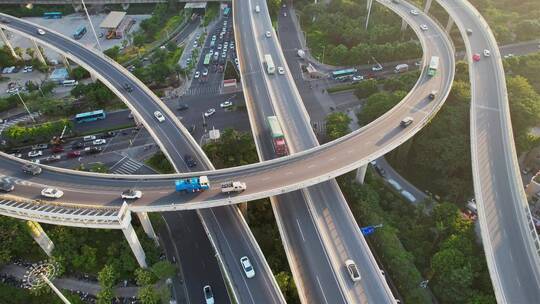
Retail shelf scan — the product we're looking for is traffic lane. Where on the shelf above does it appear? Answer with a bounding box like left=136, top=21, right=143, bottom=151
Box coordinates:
left=163, top=211, right=230, bottom=304
left=273, top=191, right=348, bottom=303
left=375, top=157, right=428, bottom=202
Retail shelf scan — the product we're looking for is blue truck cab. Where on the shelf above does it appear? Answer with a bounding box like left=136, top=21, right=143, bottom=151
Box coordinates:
left=175, top=176, right=210, bottom=193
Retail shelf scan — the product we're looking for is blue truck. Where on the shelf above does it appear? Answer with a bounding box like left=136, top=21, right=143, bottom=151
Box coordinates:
left=175, top=176, right=210, bottom=193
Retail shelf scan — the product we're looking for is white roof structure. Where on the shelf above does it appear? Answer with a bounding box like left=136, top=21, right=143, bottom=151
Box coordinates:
left=185, top=3, right=208, bottom=9
left=99, top=11, right=127, bottom=29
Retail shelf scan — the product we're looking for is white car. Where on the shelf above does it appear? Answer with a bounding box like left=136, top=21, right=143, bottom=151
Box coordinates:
left=93, top=139, right=106, bottom=145
left=154, top=111, right=165, bottom=122
left=28, top=150, right=43, bottom=158
left=420, top=24, right=428, bottom=31
left=203, top=285, right=214, bottom=304
left=345, top=259, right=361, bottom=282
left=204, top=108, right=216, bottom=117
left=265, top=31, right=271, bottom=38
left=372, top=64, right=383, bottom=71
left=194, top=71, right=200, bottom=79
left=410, top=9, right=419, bottom=15
left=121, top=189, right=143, bottom=200
left=83, top=135, right=96, bottom=142
left=37, top=28, right=46, bottom=35
left=278, top=67, right=285, bottom=75
left=41, top=187, right=64, bottom=199
left=483, top=49, right=491, bottom=57
left=352, top=75, right=364, bottom=82
left=220, top=101, right=233, bottom=108
left=240, top=256, right=255, bottom=278
left=202, top=69, right=209, bottom=76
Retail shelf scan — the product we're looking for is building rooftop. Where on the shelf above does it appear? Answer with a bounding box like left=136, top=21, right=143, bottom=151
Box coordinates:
left=99, top=11, right=127, bottom=29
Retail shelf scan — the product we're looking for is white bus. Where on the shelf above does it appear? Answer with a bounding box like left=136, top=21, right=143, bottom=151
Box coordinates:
left=62, top=79, right=78, bottom=86
left=264, top=54, right=275, bottom=74
left=428, top=56, right=440, bottom=76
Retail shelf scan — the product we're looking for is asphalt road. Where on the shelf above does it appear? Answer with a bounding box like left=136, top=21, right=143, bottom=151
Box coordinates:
left=437, top=0, right=540, bottom=302
left=0, top=13, right=284, bottom=304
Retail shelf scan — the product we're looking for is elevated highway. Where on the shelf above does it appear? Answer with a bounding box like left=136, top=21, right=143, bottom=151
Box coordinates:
left=436, top=0, right=540, bottom=302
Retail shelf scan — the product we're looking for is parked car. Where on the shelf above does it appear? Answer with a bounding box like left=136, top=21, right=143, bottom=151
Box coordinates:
left=32, top=143, right=48, bottom=150
left=67, top=150, right=81, bottom=158
left=22, top=163, right=42, bottom=175
left=28, top=150, right=43, bottom=158
left=121, top=189, right=143, bottom=200
left=93, top=139, right=106, bottom=145
left=154, top=111, right=165, bottom=122
left=0, top=181, right=14, bottom=192
left=71, top=141, right=84, bottom=149
left=240, top=256, right=255, bottom=278
left=84, top=146, right=102, bottom=154
left=177, top=104, right=189, bottom=111
left=345, top=259, right=361, bottom=282
left=220, top=101, right=233, bottom=108
left=41, top=187, right=64, bottom=199
left=83, top=135, right=96, bottom=142
left=204, top=108, right=216, bottom=117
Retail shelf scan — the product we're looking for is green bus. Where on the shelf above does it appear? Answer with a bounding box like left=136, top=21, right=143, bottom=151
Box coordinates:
left=203, top=53, right=212, bottom=65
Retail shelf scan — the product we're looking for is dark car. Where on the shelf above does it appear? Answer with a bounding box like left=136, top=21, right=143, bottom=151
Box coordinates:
left=85, top=146, right=102, bottom=154
left=22, top=163, right=42, bottom=175
left=0, top=181, right=14, bottom=192
left=103, top=131, right=116, bottom=138
left=67, top=150, right=81, bottom=158
left=123, top=83, right=133, bottom=92
left=177, top=104, right=189, bottom=111
left=71, top=141, right=84, bottom=149
left=184, top=154, right=197, bottom=168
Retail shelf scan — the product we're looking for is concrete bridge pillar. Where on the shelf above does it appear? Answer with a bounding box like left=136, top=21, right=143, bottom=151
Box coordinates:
left=0, top=28, right=20, bottom=60
left=136, top=212, right=159, bottom=246
left=401, top=18, right=408, bottom=32
left=62, top=55, right=71, bottom=71
left=32, top=39, right=47, bottom=65
left=446, top=16, right=454, bottom=33
left=355, top=164, right=368, bottom=184
left=424, top=0, right=433, bottom=13
left=365, top=0, right=373, bottom=29
left=120, top=206, right=147, bottom=268
left=26, top=221, right=54, bottom=256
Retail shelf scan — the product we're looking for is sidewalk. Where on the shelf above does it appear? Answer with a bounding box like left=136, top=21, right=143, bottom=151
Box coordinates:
left=0, top=264, right=139, bottom=297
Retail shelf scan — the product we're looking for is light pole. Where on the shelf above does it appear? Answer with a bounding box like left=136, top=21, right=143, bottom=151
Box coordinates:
left=23, top=261, right=71, bottom=304
left=80, top=0, right=103, bottom=52
left=15, top=89, right=36, bottom=123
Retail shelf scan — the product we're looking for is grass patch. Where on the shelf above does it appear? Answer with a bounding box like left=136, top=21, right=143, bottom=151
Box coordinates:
left=145, top=151, right=175, bottom=174
left=0, top=283, right=85, bottom=304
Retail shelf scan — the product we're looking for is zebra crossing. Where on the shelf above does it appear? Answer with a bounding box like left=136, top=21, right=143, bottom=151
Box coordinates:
left=111, top=157, right=144, bottom=175
left=0, top=113, right=40, bottom=135
left=184, top=85, right=221, bottom=96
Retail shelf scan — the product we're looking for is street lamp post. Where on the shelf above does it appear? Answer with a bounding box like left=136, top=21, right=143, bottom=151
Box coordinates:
left=80, top=0, right=103, bottom=52
left=23, top=261, right=70, bottom=304
left=15, top=89, right=35, bottom=123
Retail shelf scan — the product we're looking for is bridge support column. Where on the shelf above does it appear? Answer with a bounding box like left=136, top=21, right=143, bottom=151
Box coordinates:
left=0, top=28, right=20, bottom=60
left=26, top=221, right=54, bottom=257
left=424, top=0, right=433, bottom=13
left=355, top=165, right=368, bottom=185
left=446, top=16, right=454, bottom=33
left=401, top=18, right=408, bottom=32
left=136, top=212, right=159, bottom=246
left=120, top=206, right=147, bottom=268
left=365, top=0, right=373, bottom=29
left=62, top=55, right=71, bottom=71
left=32, top=39, right=47, bottom=66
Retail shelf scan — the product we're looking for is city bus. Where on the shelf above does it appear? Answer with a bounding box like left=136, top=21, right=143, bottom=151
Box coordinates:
left=331, top=68, right=357, bottom=80
left=428, top=56, right=439, bottom=77
left=75, top=110, right=106, bottom=123
left=203, top=53, right=212, bottom=65
left=43, top=12, right=62, bottom=19
left=223, top=7, right=231, bottom=16
left=73, top=25, right=87, bottom=40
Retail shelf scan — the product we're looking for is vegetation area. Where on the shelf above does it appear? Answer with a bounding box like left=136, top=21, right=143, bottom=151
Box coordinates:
left=0, top=4, right=74, bottom=17
left=0, top=283, right=84, bottom=304
left=325, top=113, right=494, bottom=303
left=201, top=128, right=300, bottom=303
left=223, top=60, right=240, bottom=81
left=0, top=46, right=48, bottom=72
left=203, top=3, right=220, bottom=27
left=295, top=0, right=421, bottom=66
left=4, top=119, right=72, bottom=146
left=145, top=151, right=175, bottom=174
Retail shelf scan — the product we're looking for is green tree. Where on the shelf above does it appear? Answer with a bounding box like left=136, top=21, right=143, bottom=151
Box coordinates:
left=150, top=260, right=176, bottom=280
left=358, top=91, right=405, bottom=125
left=137, top=285, right=160, bottom=304
left=104, top=46, right=120, bottom=61
left=325, top=112, right=351, bottom=141
left=98, top=264, right=118, bottom=289
left=71, top=66, right=90, bottom=80
left=96, top=287, right=114, bottom=304
left=135, top=268, right=156, bottom=286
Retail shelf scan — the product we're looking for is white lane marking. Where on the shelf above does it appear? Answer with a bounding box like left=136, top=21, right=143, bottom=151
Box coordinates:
left=316, top=275, right=329, bottom=304
left=296, top=218, right=305, bottom=242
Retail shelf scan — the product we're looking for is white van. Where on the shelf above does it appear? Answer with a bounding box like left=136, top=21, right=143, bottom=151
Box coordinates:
left=387, top=179, right=402, bottom=192
left=62, top=79, right=78, bottom=86
left=255, top=5, right=261, bottom=13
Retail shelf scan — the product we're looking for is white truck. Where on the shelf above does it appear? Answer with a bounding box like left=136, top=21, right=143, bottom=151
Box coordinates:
left=264, top=54, right=276, bottom=74
left=221, top=181, right=247, bottom=193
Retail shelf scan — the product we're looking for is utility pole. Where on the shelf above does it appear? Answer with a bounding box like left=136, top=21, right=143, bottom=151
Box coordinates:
left=15, top=89, right=35, bottom=123
left=80, top=0, right=103, bottom=52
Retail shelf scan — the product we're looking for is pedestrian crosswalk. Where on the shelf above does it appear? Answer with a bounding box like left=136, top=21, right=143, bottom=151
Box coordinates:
left=0, top=113, right=40, bottom=135
left=184, top=85, right=221, bottom=96
left=111, top=157, right=144, bottom=175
